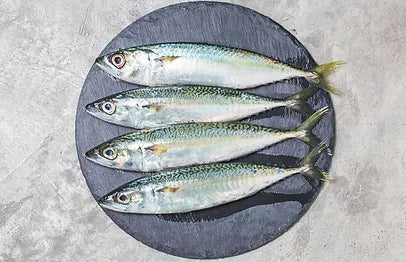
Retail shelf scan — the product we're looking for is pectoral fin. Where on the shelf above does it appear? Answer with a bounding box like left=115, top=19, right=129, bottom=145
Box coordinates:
left=164, top=186, right=179, bottom=193
left=145, top=145, right=168, bottom=154
left=142, top=104, right=164, bottom=112
left=155, top=186, right=179, bottom=193
left=155, top=56, right=180, bottom=66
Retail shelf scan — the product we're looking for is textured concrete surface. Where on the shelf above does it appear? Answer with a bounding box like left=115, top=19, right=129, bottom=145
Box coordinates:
left=0, top=0, right=405, bottom=261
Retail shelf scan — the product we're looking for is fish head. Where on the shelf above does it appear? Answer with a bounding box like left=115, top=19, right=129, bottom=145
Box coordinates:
left=95, top=48, right=146, bottom=83
left=85, top=138, right=133, bottom=170
left=99, top=186, right=145, bottom=212
left=85, top=96, right=135, bottom=127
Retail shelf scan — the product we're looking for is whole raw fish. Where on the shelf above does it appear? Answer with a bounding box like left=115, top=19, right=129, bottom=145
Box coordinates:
left=85, top=85, right=317, bottom=129
left=99, top=142, right=330, bottom=214
left=96, top=43, right=342, bottom=94
left=85, top=107, right=328, bottom=172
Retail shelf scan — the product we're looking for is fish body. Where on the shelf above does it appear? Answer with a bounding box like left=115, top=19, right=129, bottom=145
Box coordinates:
left=85, top=107, right=328, bottom=172
left=85, top=85, right=316, bottom=128
left=96, top=43, right=342, bottom=94
left=99, top=142, right=330, bottom=214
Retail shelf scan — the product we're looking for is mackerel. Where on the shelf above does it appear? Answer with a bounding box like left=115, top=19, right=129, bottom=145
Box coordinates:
left=99, top=142, right=331, bottom=214
left=96, top=43, right=342, bottom=94
left=85, top=107, right=328, bottom=172
left=85, top=85, right=317, bottom=128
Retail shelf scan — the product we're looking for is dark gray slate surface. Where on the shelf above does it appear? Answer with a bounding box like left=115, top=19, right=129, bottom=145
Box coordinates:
left=75, top=1, right=335, bottom=259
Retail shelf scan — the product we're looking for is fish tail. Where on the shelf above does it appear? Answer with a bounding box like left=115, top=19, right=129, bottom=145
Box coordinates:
left=309, top=61, right=344, bottom=95
left=299, top=141, right=332, bottom=181
left=296, top=106, right=329, bottom=148
left=285, top=85, right=318, bottom=115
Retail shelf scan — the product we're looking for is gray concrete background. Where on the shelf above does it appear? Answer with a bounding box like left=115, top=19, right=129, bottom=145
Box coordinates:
left=0, top=0, right=405, bottom=261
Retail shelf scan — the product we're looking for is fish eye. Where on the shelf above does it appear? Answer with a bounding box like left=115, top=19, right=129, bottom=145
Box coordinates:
left=116, top=192, right=130, bottom=204
left=102, top=147, right=117, bottom=160
left=111, top=53, right=126, bottom=69
left=100, top=101, right=115, bottom=114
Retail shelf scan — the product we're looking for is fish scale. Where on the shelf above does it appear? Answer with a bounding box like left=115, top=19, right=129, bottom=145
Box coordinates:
left=139, top=122, right=272, bottom=140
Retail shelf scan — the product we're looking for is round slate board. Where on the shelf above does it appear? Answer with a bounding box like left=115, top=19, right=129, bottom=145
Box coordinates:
left=75, top=1, right=335, bottom=259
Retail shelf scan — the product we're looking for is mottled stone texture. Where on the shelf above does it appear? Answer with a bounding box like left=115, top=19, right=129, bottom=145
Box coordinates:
left=0, top=0, right=405, bottom=261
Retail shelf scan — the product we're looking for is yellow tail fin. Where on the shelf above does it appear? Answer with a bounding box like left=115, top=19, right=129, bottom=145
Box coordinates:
left=312, top=61, right=344, bottom=95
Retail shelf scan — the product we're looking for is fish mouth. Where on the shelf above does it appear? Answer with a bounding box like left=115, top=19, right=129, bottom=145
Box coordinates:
left=94, top=57, right=122, bottom=78
left=85, top=149, right=98, bottom=161
left=95, top=56, right=103, bottom=64
left=98, top=195, right=114, bottom=209
left=85, top=103, right=99, bottom=115
left=94, top=56, right=110, bottom=72
left=85, top=149, right=117, bottom=169
left=98, top=194, right=126, bottom=212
